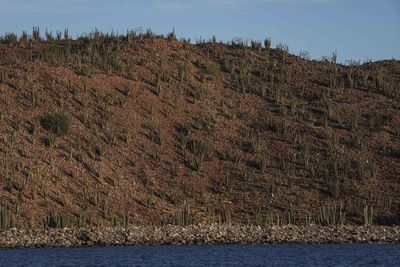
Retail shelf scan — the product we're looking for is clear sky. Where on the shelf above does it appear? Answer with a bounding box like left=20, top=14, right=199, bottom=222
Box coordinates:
left=0, top=0, right=399, bottom=63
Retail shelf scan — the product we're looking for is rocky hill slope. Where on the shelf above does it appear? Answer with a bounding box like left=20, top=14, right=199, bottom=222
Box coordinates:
left=0, top=29, right=399, bottom=228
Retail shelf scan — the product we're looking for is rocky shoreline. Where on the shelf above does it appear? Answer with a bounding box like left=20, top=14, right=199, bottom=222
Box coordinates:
left=0, top=225, right=399, bottom=249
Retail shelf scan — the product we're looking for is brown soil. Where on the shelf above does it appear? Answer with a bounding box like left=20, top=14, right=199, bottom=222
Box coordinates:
left=0, top=31, right=399, bottom=228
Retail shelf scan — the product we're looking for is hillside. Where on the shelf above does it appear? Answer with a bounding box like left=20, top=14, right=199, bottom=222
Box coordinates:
left=0, top=29, right=399, bottom=229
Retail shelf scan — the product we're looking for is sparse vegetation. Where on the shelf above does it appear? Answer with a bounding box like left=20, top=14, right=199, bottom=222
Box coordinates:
left=40, top=113, right=70, bottom=136
left=0, top=28, right=398, bottom=228
left=367, top=111, right=390, bottom=130
left=264, top=37, right=271, bottom=50
left=0, top=207, right=14, bottom=230
left=45, top=210, right=69, bottom=228
left=144, top=119, right=165, bottom=145
left=196, top=60, right=219, bottom=76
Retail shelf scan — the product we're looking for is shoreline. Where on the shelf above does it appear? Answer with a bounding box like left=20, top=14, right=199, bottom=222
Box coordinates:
left=0, top=225, right=399, bottom=249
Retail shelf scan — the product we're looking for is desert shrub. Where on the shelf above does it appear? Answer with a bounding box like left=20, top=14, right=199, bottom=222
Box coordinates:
left=276, top=43, right=289, bottom=53
left=240, top=168, right=255, bottom=182
left=10, top=117, right=21, bottom=131
left=219, top=147, right=241, bottom=163
left=167, top=28, right=176, bottom=41
left=259, top=87, right=268, bottom=98
left=176, top=122, right=192, bottom=136
left=237, top=110, right=252, bottom=120
left=345, top=68, right=355, bottom=88
left=195, top=60, right=219, bottom=76
left=40, top=113, right=70, bottom=136
left=264, top=37, right=271, bottom=50
left=374, top=68, right=384, bottom=91
left=367, top=111, right=390, bottom=129
left=222, top=57, right=234, bottom=74
left=190, top=86, right=205, bottom=103
left=349, top=111, right=360, bottom=132
left=185, top=154, right=205, bottom=172
left=4, top=177, right=25, bottom=193
left=32, top=26, right=40, bottom=41
left=178, top=64, right=187, bottom=81
left=250, top=121, right=271, bottom=134
left=185, top=138, right=210, bottom=172
left=122, top=84, right=131, bottom=96
left=152, top=73, right=163, bottom=96
left=351, top=131, right=363, bottom=148
left=3, top=33, right=17, bottom=45
left=299, top=51, right=310, bottom=60
left=76, top=65, right=93, bottom=77
left=254, top=157, right=268, bottom=172
left=144, top=120, right=165, bottom=145
left=251, top=40, right=262, bottom=51
left=327, top=177, right=352, bottom=198
left=151, top=150, right=162, bottom=162
left=0, top=68, right=8, bottom=84
left=388, top=148, right=400, bottom=159
left=187, top=138, right=210, bottom=158
left=271, top=87, right=282, bottom=103
left=20, top=31, right=28, bottom=42
left=395, top=82, right=400, bottom=97
left=93, top=143, right=103, bottom=157
left=299, top=144, right=310, bottom=168
left=229, top=38, right=247, bottom=49
left=237, top=61, right=250, bottom=93
left=45, top=29, right=54, bottom=42
left=193, top=154, right=205, bottom=171
left=41, top=135, right=57, bottom=147
left=150, top=127, right=164, bottom=145
left=357, top=160, right=377, bottom=181
left=193, top=113, right=216, bottom=131
left=176, top=123, right=191, bottom=152
left=243, top=135, right=265, bottom=153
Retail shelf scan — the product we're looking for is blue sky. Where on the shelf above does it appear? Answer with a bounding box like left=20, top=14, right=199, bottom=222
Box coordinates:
left=0, top=0, right=399, bottom=62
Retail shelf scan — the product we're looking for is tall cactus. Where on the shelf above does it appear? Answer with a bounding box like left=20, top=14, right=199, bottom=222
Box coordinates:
left=0, top=207, right=14, bottom=230
left=363, top=205, right=373, bottom=225
left=173, top=201, right=192, bottom=226
left=219, top=205, right=231, bottom=224
left=339, top=201, right=346, bottom=225
left=45, top=210, right=68, bottom=228
left=319, top=203, right=346, bottom=226
left=0, top=68, right=7, bottom=84
left=124, top=211, right=130, bottom=227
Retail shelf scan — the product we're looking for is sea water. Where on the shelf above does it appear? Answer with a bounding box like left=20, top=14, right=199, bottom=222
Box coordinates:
left=0, top=244, right=399, bottom=266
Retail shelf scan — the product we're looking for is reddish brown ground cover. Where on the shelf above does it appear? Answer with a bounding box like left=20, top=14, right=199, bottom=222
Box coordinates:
left=0, top=31, right=399, bottom=228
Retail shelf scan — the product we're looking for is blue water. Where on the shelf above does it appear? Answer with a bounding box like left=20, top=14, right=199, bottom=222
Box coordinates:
left=0, top=244, right=399, bottom=266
